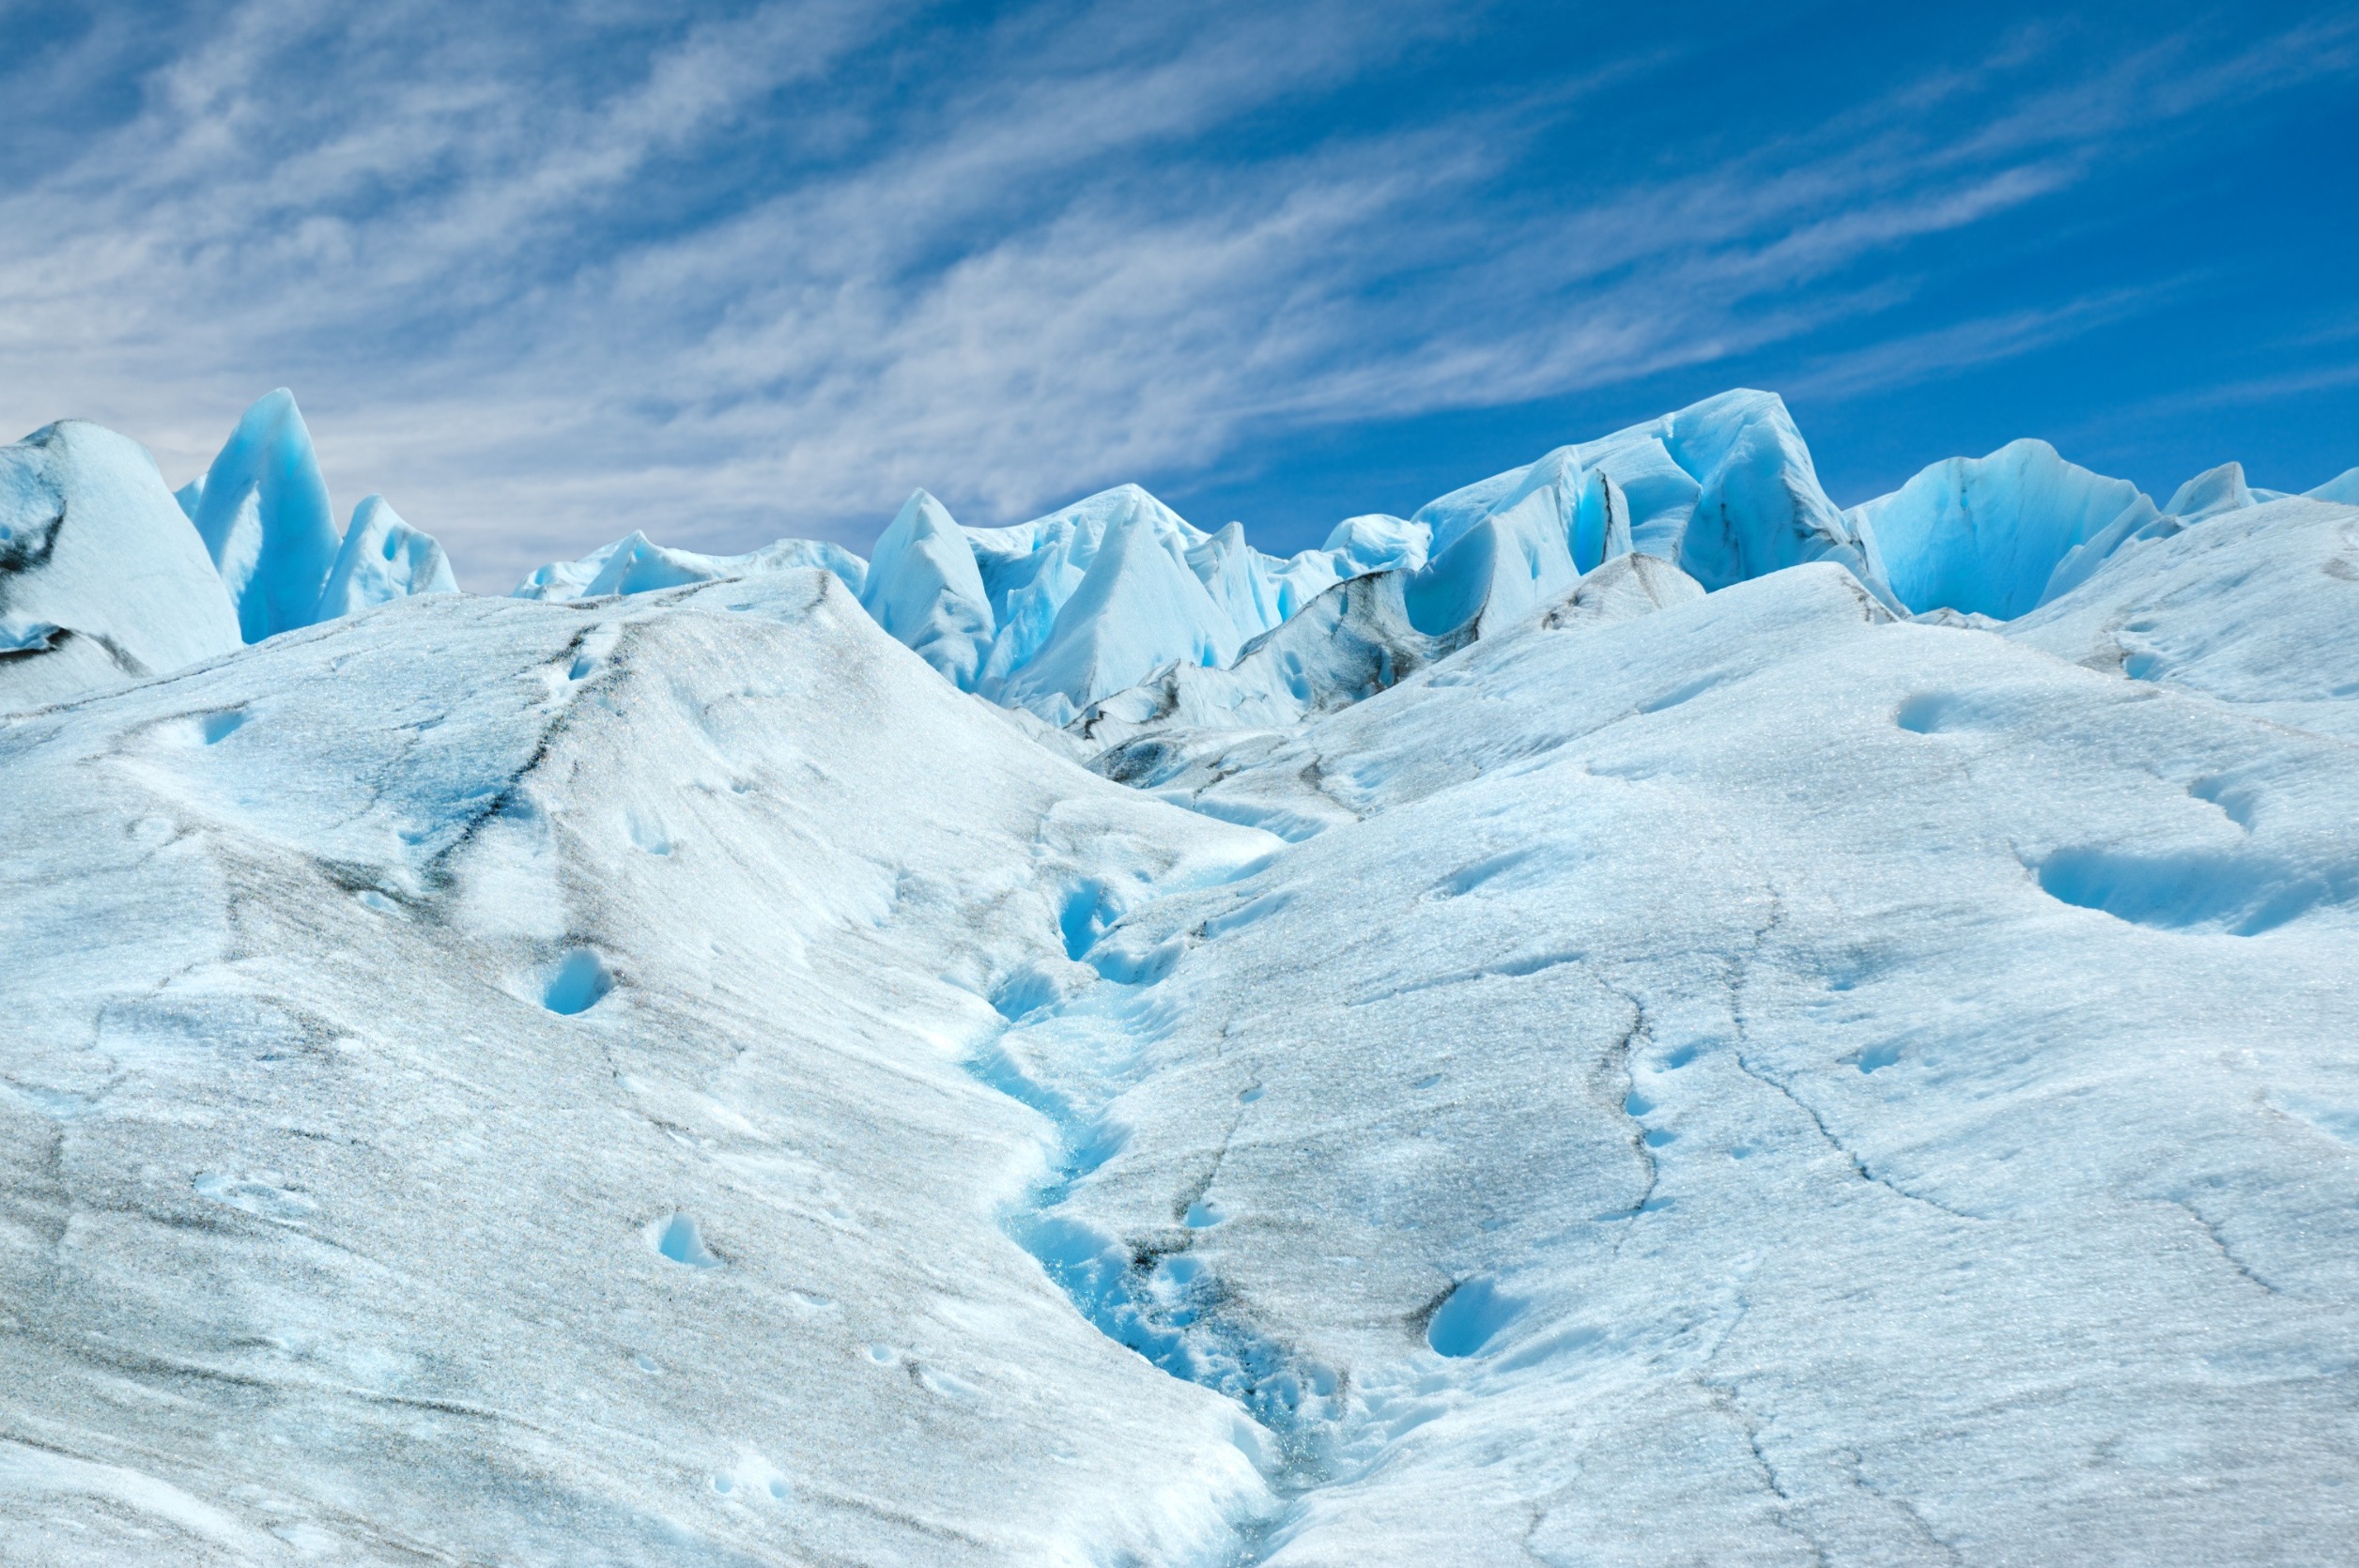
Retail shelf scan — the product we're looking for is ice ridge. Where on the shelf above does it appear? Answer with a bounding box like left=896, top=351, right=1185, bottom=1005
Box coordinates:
left=513, top=530, right=867, bottom=603
left=29, top=381, right=2352, bottom=738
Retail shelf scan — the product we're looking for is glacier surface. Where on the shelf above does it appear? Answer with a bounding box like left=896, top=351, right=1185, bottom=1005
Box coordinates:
left=4, top=389, right=2357, bottom=1565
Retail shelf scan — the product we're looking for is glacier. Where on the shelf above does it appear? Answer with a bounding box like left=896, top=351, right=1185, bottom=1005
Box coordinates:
left=4, top=387, right=2357, bottom=1565
left=511, top=390, right=1889, bottom=725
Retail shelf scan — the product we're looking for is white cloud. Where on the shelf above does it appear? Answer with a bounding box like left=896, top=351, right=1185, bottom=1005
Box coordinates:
left=0, top=2, right=2349, bottom=588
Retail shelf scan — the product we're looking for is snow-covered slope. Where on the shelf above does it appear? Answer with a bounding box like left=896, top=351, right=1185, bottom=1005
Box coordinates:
left=0, top=420, right=241, bottom=711
left=0, top=570, right=1285, bottom=1565
left=998, top=546, right=2359, bottom=1564
left=2006, top=494, right=2359, bottom=739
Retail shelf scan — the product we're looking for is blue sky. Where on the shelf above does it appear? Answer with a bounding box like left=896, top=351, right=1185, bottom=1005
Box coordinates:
left=2, top=0, right=2354, bottom=589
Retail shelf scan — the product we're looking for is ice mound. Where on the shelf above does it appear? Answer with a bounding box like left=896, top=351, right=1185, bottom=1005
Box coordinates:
left=2164, top=460, right=2257, bottom=523
left=184, top=390, right=456, bottom=642
left=979, top=486, right=1252, bottom=725
left=961, top=484, right=1399, bottom=723
left=511, top=528, right=866, bottom=602
left=846, top=390, right=1875, bottom=724
left=0, top=421, right=241, bottom=710
left=1401, top=388, right=1887, bottom=637
left=1072, top=565, right=1479, bottom=758
left=1077, top=551, right=1707, bottom=776
left=316, top=496, right=458, bottom=619
left=1535, top=546, right=1709, bottom=630
left=508, top=484, right=1390, bottom=718
left=186, top=388, right=344, bottom=642
left=858, top=489, right=995, bottom=689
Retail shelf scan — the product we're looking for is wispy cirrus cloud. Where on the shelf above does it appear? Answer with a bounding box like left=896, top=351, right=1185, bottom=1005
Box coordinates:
left=0, top=1, right=2351, bottom=586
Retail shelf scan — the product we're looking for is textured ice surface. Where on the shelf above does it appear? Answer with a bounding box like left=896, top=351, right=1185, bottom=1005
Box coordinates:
left=848, top=389, right=1880, bottom=722
left=0, top=571, right=1275, bottom=1565
left=1400, top=388, right=1884, bottom=632
left=1078, top=554, right=1705, bottom=797
left=0, top=420, right=240, bottom=711
left=964, top=484, right=1376, bottom=724
left=997, top=544, right=2359, bottom=1564
left=2007, top=495, right=2359, bottom=738
left=6, top=399, right=2358, bottom=1564
left=1072, top=567, right=1477, bottom=759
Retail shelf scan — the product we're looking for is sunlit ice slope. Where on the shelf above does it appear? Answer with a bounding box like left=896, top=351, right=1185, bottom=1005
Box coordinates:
left=0, top=571, right=1283, bottom=1566
left=997, top=549, right=2359, bottom=1560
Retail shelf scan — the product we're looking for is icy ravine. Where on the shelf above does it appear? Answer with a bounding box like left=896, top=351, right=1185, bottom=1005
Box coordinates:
left=964, top=533, right=2359, bottom=1563
left=959, top=838, right=1418, bottom=1567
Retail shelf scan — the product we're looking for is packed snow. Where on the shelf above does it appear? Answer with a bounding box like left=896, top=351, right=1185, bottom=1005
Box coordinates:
left=4, top=387, right=2356, bottom=1565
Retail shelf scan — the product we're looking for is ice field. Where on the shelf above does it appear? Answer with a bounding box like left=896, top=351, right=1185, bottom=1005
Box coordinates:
left=2, top=389, right=2355, bottom=1563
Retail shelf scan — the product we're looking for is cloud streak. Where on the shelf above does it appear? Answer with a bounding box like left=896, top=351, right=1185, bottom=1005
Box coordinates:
left=1, top=2, right=2351, bottom=587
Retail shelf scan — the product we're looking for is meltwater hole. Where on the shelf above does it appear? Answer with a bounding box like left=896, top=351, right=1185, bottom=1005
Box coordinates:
left=198, top=709, right=248, bottom=745
left=1894, top=693, right=1955, bottom=734
left=649, top=1211, right=721, bottom=1268
left=542, top=947, right=614, bottom=1014
left=1426, top=1276, right=1524, bottom=1358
